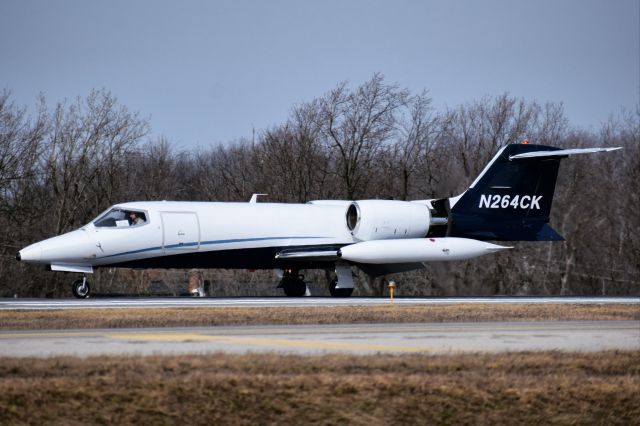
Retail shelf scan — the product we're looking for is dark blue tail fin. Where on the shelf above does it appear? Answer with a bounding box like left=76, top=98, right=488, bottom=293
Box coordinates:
left=448, top=143, right=619, bottom=241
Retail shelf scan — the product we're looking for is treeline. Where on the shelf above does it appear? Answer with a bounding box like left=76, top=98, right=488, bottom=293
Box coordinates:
left=1, top=74, right=638, bottom=297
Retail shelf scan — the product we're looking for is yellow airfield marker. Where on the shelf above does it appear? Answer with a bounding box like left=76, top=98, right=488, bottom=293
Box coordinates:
left=388, top=281, right=396, bottom=304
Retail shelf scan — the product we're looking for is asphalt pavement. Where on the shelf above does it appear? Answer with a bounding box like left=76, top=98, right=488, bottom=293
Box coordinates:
left=1, top=296, right=638, bottom=310
left=1, top=321, right=637, bottom=357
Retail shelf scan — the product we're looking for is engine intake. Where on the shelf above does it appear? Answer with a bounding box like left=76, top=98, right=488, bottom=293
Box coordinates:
left=345, top=200, right=430, bottom=241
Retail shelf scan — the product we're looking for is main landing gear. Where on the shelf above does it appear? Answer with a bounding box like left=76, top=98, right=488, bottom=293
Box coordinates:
left=278, top=263, right=355, bottom=297
left=329, top=262, right=353, bottom=297
left=329, top=278, right=353, bottom=297
left=278, top=269, right=307, bottom=297
left=72, top=275, right=91, bottom=299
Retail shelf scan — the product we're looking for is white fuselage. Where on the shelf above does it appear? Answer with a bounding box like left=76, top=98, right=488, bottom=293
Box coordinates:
left=19, top=201, right=356, bottom=272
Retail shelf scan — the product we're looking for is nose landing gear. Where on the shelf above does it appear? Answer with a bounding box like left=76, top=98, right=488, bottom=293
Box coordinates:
left=72, top=275, right=91, bottom=299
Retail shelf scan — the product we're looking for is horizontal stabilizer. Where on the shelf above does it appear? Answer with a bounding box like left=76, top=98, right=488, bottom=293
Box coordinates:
left=509, top=147, right=621, bottom=160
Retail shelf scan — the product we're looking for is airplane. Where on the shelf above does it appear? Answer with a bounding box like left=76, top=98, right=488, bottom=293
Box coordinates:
left=16, top=142, right=620, bottom=298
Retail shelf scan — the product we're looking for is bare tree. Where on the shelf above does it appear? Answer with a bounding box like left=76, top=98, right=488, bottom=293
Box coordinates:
left=389, top=91, right=439, bottom=200
left=0, top=91, right=48, bottom=295
left=44, top=90, right=148, bottom=234
left=0, top=91, right=47, bottom=215
left=123, top=137, right=189, bottom=201
left=316, top=73, right=409, bottom=199
left=256, top=103, right=333, bottom=202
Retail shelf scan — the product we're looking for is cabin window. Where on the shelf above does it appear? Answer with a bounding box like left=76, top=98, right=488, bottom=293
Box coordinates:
left=94, top=208, right=147, bottom=228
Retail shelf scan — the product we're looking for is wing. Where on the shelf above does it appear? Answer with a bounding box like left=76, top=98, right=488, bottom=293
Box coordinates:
left=275, top=247, right=340, bottom=262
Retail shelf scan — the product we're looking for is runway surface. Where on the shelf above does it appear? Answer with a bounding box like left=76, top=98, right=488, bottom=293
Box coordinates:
left=1, top=296, right=639, bottom=310
left=0, top=321, right=637, bottom=357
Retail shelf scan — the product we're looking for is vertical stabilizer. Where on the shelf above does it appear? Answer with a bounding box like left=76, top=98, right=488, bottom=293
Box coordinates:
left=448, top=144, right=619, bottom=241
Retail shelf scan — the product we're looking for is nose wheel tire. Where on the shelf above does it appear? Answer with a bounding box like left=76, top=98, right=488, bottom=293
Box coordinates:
left=72, top=278, right=90, bottom=299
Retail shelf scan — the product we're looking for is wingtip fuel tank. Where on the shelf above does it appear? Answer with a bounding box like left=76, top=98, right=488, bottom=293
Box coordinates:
left=338, top=237, right=510, bottom=264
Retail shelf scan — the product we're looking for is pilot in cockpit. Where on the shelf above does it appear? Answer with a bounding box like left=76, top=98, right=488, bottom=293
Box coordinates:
left=128, top=211, right=145, bottom=226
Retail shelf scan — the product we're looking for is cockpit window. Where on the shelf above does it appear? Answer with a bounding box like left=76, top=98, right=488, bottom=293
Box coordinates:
left=94, top=208, right=148, bottom=228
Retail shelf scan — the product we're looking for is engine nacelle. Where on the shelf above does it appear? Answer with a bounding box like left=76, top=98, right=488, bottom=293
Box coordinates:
left=345, top=200, right=430, bottom=241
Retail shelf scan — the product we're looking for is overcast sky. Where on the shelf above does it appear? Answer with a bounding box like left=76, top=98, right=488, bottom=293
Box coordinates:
left=1, top=0, right=638, bottom=148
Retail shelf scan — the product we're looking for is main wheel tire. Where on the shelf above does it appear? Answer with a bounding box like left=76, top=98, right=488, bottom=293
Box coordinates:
left=72, top=279, right=90, bottom=299
left=281, top=278, right=307, bottom=297
left=329, top=278, right=353, bottom=297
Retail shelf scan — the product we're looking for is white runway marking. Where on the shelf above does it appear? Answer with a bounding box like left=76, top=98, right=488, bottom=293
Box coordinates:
left=1, top=296, right=638, bottom=310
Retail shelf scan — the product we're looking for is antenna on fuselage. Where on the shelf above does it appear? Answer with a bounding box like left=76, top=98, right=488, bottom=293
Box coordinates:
left=249, top=193, right=268, bottom=203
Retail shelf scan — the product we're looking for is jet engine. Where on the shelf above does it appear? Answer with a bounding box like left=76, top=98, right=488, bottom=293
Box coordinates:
left=345, top=200, right=430, bottom=241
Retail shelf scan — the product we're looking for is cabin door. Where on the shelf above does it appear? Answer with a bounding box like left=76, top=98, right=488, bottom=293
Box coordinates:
left=161, top=212, right=200, bottom=251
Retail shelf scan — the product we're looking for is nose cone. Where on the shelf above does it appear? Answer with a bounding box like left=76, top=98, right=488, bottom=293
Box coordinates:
left=18, top=230, right=93, bottom=265
left=18, top=242, right=42, bottom=263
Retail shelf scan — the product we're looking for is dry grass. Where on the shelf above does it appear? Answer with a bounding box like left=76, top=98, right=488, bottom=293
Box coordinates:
left=1, top=303, right=638, bottom=330
left=0, top=351, right=638, bottom=425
